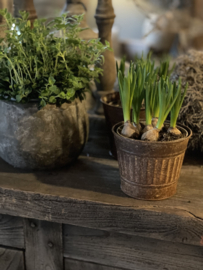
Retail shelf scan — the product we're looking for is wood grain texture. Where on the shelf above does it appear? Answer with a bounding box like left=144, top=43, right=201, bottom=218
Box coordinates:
left=64, top=225, right=203, bottom=270
left=24, top=219, right=62, bottom=270
left=0, top=247, right=24, bottom=270
left=0, top=157, right=202, bottom=247
left=0, top=214, right=24, bottom=249
left=65, top=258, right=122, bottom=270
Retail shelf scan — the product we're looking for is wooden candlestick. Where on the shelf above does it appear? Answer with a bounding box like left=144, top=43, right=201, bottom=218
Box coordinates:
left=13, top=0, right=37, bottom=26
left=94, top=0, right=116, bottom=114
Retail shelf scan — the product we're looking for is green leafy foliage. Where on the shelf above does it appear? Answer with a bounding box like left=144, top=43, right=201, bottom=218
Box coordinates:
left=117, top=53, right=187, bottom=132
left=139, top=55, right=158, bottom=125
left=150, top=81, right=159, bottom=118
left=158, top=58, right=175, bottom=79
left=156, top=77, right=180, bottom=129
left=118, top=62, right=135, bottom=122
left=0, top=9, right=110, bottom=107
left=144, top=81, right=158, bottom=125
left=170, top=79, right=188, bottom=128
left=132, top=62, right=146, bottom=125
left=116, top=56, right=126, bottom=77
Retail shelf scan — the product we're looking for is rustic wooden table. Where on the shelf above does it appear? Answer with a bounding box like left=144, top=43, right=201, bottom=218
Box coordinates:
left=0, top=113, right=202, bottom=270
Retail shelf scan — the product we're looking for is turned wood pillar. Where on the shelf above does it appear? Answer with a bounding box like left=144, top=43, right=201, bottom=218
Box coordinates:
left=94, top=0, right=116, bottom=114
left=192, top=0, right=203, bottom=49
left=13, top=0, right=37, bottom=26
left=62, top=0, right=97, bottom=40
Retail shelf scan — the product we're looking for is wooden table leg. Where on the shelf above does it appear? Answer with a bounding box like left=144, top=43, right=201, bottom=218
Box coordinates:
left=24, top=219, right=63, bottom=270
left=94, top=0, right=116, bottom=114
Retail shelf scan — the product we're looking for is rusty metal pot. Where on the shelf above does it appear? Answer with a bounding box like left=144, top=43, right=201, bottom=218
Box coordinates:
left=101, top=92, right=145, bottom=159
left=112, top=122, right=192, bottom=200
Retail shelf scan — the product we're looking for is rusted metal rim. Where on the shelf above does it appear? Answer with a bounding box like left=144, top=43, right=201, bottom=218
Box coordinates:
left=117, top=124, right=188, bottom=140
left=100, top=92, right=121, bottom=107
left=121, top=175, right=178, bottom=187
left=112, top=121, right=192, bottom=145
left=101, top=92, right=145, bottom=111
left=113, top=121, right=192, bottom=200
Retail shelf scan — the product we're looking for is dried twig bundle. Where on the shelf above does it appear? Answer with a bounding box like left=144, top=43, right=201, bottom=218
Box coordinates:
left=171, top=50, right=203, bottom=152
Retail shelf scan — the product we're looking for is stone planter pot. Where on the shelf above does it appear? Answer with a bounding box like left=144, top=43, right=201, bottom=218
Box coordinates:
left=112, top=122, right=192, bottom=200
left=0, top=99, right=89, bottom=170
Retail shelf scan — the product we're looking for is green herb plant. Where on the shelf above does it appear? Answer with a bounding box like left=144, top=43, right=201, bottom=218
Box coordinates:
left=117, top=53, right=187, bottom=141
left=137, top=54, right=158, bottom=132
left=158, top=59, right=175, bottom=79
left=118, top=64, right=134, bottom=124
left=169, top=79, right=188, bottom=135
left=117, top=61, right=140, bottom=138
left=141, top=77, right=186, bottom=141
left=143, top=82, right=156, bottom=132
left=151, top=81, right=159, bottom=127
left=0, top=9, right=110, bottom=107
left=131, top=62, right=146, bottom=130
left=116, top=56, right=126, bottom=78
left=156, top=78, right=178, bottom=130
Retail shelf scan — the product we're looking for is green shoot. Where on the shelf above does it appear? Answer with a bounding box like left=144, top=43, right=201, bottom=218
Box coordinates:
left=133, top=53, right=158, bottom=125
left=135, top=51, right=155, bottom=77
left=151, top=81, right=159, bottom=118
left=117, top=53, right=181, bottom=134
left=156, top=77, right=180, bottom=130
left=144, top=66, right=158, bottom=125
left=144, top=54, right=158, bottom=84
left=144, top=83, right=153, bottom=126
left=144, top=76, right=158, bottom=126
left=118, top=62, right=135, bottom=122
left=132, top=63, right=146, bottom=124
left=116, top=56, right=126, bottom=77
left=170, top=79, right=188, bottom=128
left=158, top=58, right=175, bottom=79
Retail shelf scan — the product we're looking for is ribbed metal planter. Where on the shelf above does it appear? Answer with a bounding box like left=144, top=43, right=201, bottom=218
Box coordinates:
left=112, top=122, right=192, bottom=200
left=101, top=92, right=145, bottom=159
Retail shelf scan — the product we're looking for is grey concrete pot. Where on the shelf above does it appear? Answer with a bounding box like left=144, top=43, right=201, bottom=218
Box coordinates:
left=0, top=99, right=89, bottom=170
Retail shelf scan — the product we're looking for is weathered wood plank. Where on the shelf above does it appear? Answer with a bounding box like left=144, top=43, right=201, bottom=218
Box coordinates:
left=64, top=225, right=203, bottom=270
left=0, top=214, right=24, bottom=249
left=65, top=258, right=122, bottom=270
left=24, top=219, right=63, bottom=270
left=0, top=247, right=24, bottom=270
left=0, top=157, right=202, bottom=247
